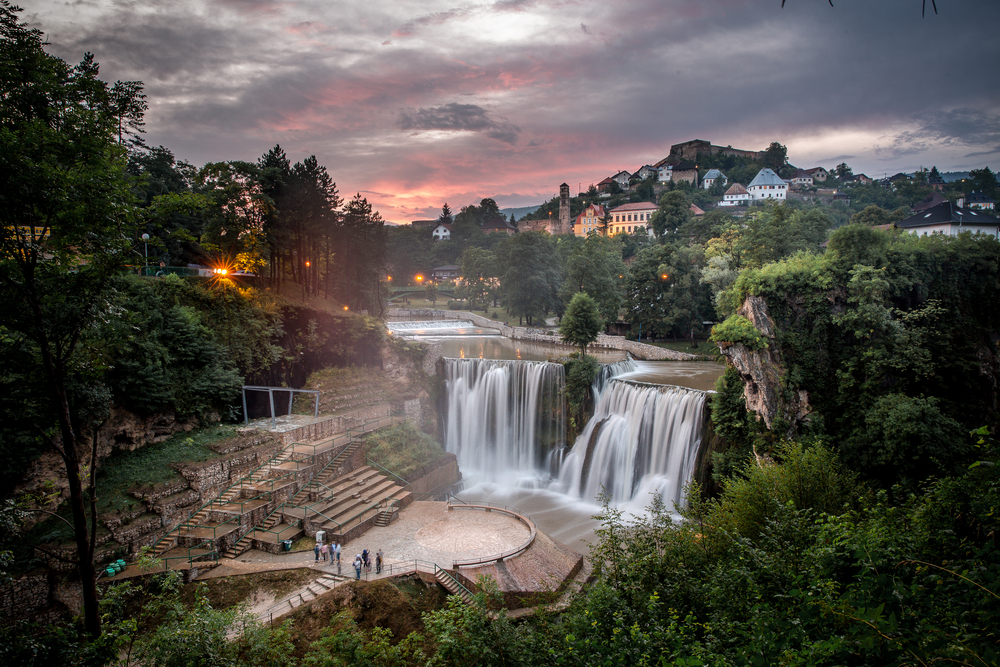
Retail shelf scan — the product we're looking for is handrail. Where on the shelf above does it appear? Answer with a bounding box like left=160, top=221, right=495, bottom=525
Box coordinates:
left=447, top=501, right=537, bottom=568
left=435, top=563, right=475, bottom=599
left=364, top=457, right=410, bottom=488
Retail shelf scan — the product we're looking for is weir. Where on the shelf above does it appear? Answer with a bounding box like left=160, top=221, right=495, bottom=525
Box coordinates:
left=442, top=357, right=709, bottom=510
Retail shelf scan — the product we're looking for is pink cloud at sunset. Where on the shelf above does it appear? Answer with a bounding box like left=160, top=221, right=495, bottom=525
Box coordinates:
left=28, top=0, right=1000, bottom=223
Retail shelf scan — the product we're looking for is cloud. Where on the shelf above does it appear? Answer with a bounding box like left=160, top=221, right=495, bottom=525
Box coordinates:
left=398, top=103, right=521, bottom=145
left=875, top=109, right=1000, bottom=161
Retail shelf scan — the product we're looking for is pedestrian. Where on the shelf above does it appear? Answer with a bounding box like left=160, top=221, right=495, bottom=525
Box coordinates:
left=375, top=549, right=383, bottom=575
left=354, top=554, right=362, bottom=580
left=362, top=548, right=369, bottom=570
left=313, top=543, right=320, bottom=561
left=320, top=542, right=328, bottom=561
left=335, top=542, right=341, bottom=564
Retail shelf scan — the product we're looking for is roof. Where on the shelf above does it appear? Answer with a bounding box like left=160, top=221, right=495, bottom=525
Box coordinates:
left=411, top=219, right=438, bottom=228
left=577, top=204, right=605, bottom=217
left=704, top=169, right=726, bottom=179
left=672, top=160, right=697, bottom=171
left=912, top=192, right=947, bottom=212
left=433, top=223, right=452, bottom=230
left=690, top=204, right=705, bottom=216
left=898, top=201, right=1000, bottom=229
left=597, top=177, right=614, bottom=185
left=805, top=167, right=828, bottom=175
left=610, top=201, right=658, bottom=213
left=791, top=169, right=812, bottom=178
left=613, top=170, right=631, bottom=179
left=432, top=265, right=460, bottom=271
left=748, top=168, right=785, bottom=188
left=725, top=183, right=748, bottom=195
left=967, top=191, right=996, bottom=205
left=482, top=218, right=515, bottom=231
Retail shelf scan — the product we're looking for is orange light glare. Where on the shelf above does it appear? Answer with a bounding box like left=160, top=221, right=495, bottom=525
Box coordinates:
left=343, top=305, right=349, bottom=311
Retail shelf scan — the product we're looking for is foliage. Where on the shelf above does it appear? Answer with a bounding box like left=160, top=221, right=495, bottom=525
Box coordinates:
left=494, top=232, right=562, bottom=325
left=364, top=422, right=447, bottom=480
left=557, top=233, right=626, bottom=322
left=560, top=292, right=603, bottom=355
left=563, top=354, right=599, bottom=432
left=709, top=314, right=767, bottom=350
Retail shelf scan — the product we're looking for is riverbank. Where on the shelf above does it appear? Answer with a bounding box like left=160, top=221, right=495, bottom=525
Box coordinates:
left=386, top=308, right=705, bottom=361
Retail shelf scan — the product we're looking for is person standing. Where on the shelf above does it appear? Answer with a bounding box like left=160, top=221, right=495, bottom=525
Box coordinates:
left=353, top=554, right=362, bottom=580
left=314, top=543, right=320, bottom=562
left=375, top=549, right=383, bottom=575
left=335, top=542, right=341, bottom=565
left=320, top=542, right=329, bottom=561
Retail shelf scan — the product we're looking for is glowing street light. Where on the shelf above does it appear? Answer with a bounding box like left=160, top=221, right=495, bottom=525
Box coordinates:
left=415, top=274, right=424, bottom=283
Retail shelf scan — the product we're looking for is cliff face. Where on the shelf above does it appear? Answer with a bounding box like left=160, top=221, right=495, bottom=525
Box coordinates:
left=717, top=295, right=811, bottom=435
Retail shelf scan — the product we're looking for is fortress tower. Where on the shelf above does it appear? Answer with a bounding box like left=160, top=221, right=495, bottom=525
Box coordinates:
left=551, top=183, right=570, bottom=235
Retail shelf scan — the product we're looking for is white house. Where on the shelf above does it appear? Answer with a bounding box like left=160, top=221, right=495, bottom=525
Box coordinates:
left=702, top=169, right=727, bottom=190
left=431, top=223, right=452, bottom=241
left=634, top=165, right=657, bottom=180
left=897, top=201, right=1000, bottom=238
left=720, top=182, right=750, bottom=207
left=747, top=168, right=787, bottom=201
left=612, top=170, right=631, bottom=188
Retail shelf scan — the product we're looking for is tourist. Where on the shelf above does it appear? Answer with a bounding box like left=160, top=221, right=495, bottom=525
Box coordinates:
left=354, top=554, right=363, bottom=580
left=314, top=543, right=320, bottom=561
left=320, top=542, right=328, bottom=561
left=335, top=542, right=341, bottom=564
left=362, top=548, right=369, bottom=570
left=375, top=549, right=383, bottom=574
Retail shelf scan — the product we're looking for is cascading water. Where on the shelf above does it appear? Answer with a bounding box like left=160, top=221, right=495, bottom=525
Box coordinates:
left=444, top=357, right=708, bottom=509
left=443, top=358, right=565, bottom=481
left=553, top=380, right=707, bottom=510
left=387, top=320, right=479, bottom=331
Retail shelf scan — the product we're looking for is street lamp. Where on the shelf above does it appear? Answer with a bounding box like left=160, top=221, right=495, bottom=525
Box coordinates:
left=141, top=233, right=149, bottom=273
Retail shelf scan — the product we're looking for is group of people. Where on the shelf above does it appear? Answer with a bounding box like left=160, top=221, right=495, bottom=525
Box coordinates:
left=313, top=534, right=383, bottom=580
left=352, top=548, right=384, bottom=579
left=314, top=540, right=342, bottom=565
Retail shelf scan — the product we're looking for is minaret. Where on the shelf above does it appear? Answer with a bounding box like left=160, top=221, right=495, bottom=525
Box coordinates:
left=556, top=183, right=570, bottom=235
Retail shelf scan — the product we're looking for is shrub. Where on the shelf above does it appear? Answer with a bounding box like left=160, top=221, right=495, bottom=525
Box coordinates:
left=709, top=315, right=767, bottom=350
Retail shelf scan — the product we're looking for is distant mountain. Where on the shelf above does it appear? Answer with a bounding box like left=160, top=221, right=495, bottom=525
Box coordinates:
left=500, top=205, right=541, bottom=221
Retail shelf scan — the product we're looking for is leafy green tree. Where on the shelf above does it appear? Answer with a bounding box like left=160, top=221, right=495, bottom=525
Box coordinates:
left=650, top=190, right=691, bottom=239
left=460, top=246, right=496, bottom=312
left=560, top=292, right=603, bottom=355
left=762, top=141, right=788, bottom=170
left=495, top=232, right=561, bottom=325
left=558, top=233, right=626, bottom=322
left=966, top=166, right=999, bottom=199
left=834, top=162, right=854, bottom=179
left=0, top=2, right=145, bottom=636
left=424, top=280, right=438, bottom=306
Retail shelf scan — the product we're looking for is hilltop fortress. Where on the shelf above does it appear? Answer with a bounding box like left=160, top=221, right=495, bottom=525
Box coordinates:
left=668, top=139, right=765, bottom=162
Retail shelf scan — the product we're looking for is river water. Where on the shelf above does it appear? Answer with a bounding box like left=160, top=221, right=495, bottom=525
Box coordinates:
left=391, top=320, right=723, bottom=554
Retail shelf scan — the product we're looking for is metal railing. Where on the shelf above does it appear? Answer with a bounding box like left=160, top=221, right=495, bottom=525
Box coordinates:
left=364, top=458, right=410, bottom=489
left=447, top=501, right=537, bottom=568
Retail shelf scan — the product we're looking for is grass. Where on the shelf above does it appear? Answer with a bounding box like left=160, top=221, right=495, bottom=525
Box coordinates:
left=364, top=422, right=447, bottom=480
left=94, top=424, right=237, bottom=516
left=294, top=366, right=420, bottom=415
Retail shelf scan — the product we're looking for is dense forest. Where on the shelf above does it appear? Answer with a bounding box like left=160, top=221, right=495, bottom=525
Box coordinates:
left=2, top=2, right=998, bottom=664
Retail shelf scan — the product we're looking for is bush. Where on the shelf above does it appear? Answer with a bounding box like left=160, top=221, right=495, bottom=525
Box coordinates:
left=447, top=300, right=464, bottom=310
left=709, top=314, right=767, bottom=350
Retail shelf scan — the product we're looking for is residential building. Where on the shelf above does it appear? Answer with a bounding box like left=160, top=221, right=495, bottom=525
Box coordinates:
left=966, top=191, right=996, bottom=211
left=634, top=165, right=657, bottom=180
left=656, top=160, right=697, bottom=185
left=596, top=176, right=615, bottom=193
left=913, top=192, right=947, bottom=213
left=805, top=167, right=829, bottom=182
left=790, top=169, right=813, bottom=186
left=720, top=182, right=750, bottom=206
left=612, top=171, right=631, bottom=188
left=747, top=168, right=788, bottom=201
left=897, top=200, right=1000, bottom=238
left=431, top=223, right=451, bottom=241
left=607, top=202, right=657, bottom=236
left=702, top=169, right=728, bottom=190
left=482, top=218, right=517, bottom=235
left=574, top=203, right=606, bottom=237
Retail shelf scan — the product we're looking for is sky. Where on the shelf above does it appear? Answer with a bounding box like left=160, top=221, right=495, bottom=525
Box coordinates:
left=22, top=0, right=1000, bottom=223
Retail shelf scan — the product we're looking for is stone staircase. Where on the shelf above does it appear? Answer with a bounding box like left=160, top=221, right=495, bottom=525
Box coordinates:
left=266, top=572, right=349, bottom=618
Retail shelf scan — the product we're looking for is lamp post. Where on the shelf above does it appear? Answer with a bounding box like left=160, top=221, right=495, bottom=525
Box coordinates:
left=141, top=233, right=149, bottom=275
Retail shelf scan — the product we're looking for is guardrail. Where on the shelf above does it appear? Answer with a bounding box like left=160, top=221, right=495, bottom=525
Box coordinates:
left=446, top=501, right=537, bottom=568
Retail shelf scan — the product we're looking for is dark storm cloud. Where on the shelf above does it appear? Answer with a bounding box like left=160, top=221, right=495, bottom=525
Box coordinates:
left=875, top=109, right=1000, bottom=161
left=398, top=103, right=521, bottom=145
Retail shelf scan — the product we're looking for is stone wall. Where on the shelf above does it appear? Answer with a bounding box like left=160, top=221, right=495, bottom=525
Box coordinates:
left=0, top=573, right=57, bottom=627
left=387, top=308, right=700, bottom=360
left=276, top=403, right=397, bottom=445
left=406, top=454, right=460, bottom=497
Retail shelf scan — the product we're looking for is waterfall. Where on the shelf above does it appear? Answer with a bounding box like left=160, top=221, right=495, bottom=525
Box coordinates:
left=443, top=358, right=565, bottom=480
left=387, top=320, right=477, bottom=331
left=554, top=380, right=707, bottom=509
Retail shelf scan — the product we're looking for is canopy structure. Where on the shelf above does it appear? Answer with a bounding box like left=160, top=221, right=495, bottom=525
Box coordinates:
left=241, top=386, right=320, bottom=428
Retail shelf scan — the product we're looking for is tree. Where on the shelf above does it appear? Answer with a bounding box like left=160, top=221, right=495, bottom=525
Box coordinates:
left=560, top=292, right=603, bottom=356
left=495, top=232, right=561, bottom=325
left=558, top=233, right=626, bottom=322
left=650, top=190, right=691, bottom=239
left=460, top=246, right=497, bottom=311
left=424, top=280, right=438, bottom=306
left=0, top=2, right=144, bottom=637
left=763, top=141, right=788, bottom=170
left=438, top=202, right=454, bottom=225
left=834, top=162, right=854, bottom=179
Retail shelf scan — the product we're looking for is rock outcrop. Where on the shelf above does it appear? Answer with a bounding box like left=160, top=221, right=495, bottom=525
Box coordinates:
left=717, top=295, right=811, bottom=435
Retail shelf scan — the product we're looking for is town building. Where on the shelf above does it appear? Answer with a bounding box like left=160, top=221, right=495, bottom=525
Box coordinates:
left=574, top=203, right=606, bottom=237
left=430, top=265, right=460, bottom=281
left=966, top=191, right=996, bottom=211
left=790, top=169, right=813, bottom=187
left=805, top=167, right=829, bottom=182
left=612, top=171, right=631, bottom=188
left=720, top=182, right=750, bottom=206
left=656, top=160, right=698, bottom=185
left=606, top=202, right=657, bottom=236
left=747, top=168, right=788, bottom=201
left=897, top=200, right=1000, bottom=238
left=702, top=169, right=727, bottom=190
left=431, top=223, right=451, bottom=241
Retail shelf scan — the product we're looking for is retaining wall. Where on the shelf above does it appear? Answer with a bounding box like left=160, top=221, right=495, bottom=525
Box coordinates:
left=387, top=309, right=700, bottom=361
